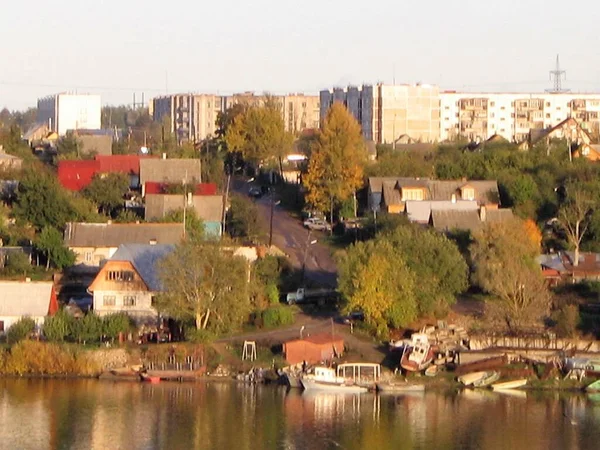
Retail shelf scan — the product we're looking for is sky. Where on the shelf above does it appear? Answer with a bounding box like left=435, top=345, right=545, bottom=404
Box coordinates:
left=1, top=0, right=599, bottom=110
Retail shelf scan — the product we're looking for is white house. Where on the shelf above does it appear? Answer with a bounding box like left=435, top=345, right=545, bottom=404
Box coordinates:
left=0, top=281, right=58, bottom=334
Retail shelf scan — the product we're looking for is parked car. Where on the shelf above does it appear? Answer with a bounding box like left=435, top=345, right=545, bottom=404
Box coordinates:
left=248, top=186, right=263, bottom=198
left=303, top=217, right=332, bottom=231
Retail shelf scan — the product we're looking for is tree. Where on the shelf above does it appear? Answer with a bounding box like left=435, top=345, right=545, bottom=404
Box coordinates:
left=227, top=194, right=261, bottom=242
left=82, top=173, right=129, bottom=217
left=14, top=165, right=75, bottom=231
left=102, top=313, right=133, bottom=341
left=7, top=317, right=36, bottom=344
left=3, top=251, right=31, bottom=276
left=43, top=309, right=74, bottom=342
left=470, top=219, right=551, bottom=332
left=557, top=184, right=595, bottom=266
left=384, top=225, right=469, bottom=316
left=338, top=239, right=417, bottom=336
left=156, top=241, right=251, bottom=333
left=56, top=133, right=82, bottom=159
left=160, top=208, right=206, bottom=243
left=36, top=227, right=76, bottom=270
left=224, top=99, right=294, bottom=174
left=303, top=103, right=367, bottom=225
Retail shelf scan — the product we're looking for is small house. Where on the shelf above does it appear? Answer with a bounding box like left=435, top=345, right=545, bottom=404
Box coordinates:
left=283, top=334, right=344, bottom=365
left=0, top=280, right=59, bottom=334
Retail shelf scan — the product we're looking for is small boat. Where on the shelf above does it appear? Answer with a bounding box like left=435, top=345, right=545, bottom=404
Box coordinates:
left=376, top=381, right=425, bottom=393
left=491, top=379, right=528, bottom=391
left=458, top=371, right=499, bottom=387
left=301, top=367, right=368, bottom=393
left=425, top=365, right=439, bottom=377
left=586, top=379, right=600, bottom=392
left=400, top=339, right=435, bottom=373
left=140, top=373, right=161, bottom=384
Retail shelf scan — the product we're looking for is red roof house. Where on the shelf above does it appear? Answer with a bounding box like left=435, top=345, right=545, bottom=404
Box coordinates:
left=96, top=155, right=155, bottom=174
left=57, top=160, right=100, bottom=191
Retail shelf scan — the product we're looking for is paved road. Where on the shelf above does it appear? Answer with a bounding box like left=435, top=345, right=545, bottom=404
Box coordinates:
left=231, top=178, right=337, bottom=287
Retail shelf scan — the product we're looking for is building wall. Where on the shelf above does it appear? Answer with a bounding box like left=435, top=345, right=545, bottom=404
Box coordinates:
left=38, top=94, right=101, bottom=136
left=0, top=315, right=46, bottom=334
left=440, top=92, right=600, bottom=142
left=93, top=290, right=157, bottom=325
left=70, top=246, right=118, bottom=266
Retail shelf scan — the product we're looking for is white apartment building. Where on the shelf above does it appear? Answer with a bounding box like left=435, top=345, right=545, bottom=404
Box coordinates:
left=440, top=92, right=600, bottom=142
left=37, top=93, right=101, bottom=136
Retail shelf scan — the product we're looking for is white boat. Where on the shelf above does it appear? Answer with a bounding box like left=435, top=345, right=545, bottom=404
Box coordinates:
left=301, top=367, right=368, bottom=393
left=376, top=381, right=425, bottom=393
left=491, top=379, right=528, bottom=391
left=458, top=371, right=499, bottom=387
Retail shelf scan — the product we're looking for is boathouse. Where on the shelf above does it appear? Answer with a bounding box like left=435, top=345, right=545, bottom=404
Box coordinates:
left=283, top=334, right=344, bottom=365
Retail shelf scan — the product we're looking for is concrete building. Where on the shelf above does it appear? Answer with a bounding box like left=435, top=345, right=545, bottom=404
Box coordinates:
left=152, top=94, right=224, bottom=143
left=440, top=92, right=600, bottom=142
left=320, top=84, right=440, bottom=144
left=37, top=93, right=101, bottom=136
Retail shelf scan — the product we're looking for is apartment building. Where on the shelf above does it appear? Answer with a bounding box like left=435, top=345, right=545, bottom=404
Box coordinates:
left=37, top=93, right=101, bottom=136
left=440, top=92, right=600, bottom=142
left=152, top=94, right=224, bottom=143
left=320, top=84, right=440, bottom=144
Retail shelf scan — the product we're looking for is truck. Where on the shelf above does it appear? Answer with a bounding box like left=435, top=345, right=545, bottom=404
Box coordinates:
left=286, top=287, right=338, bottom=306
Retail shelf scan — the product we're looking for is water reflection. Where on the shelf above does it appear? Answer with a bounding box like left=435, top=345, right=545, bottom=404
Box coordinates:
left=2, top=379, right=600, bottom=449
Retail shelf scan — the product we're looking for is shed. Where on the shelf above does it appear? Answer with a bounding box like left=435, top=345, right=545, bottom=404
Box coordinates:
left=283, top=334, right=344, bottom=365
left=0, top=281, right=58, bottom=333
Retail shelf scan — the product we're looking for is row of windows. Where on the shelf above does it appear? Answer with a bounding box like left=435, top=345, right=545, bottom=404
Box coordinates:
left=102, top=295, right=137, bottom=307
left=106, top=271, right=135, bottom=282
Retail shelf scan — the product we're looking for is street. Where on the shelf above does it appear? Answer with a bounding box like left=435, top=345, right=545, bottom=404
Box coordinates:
left=231, top=177, right=337, bottom=287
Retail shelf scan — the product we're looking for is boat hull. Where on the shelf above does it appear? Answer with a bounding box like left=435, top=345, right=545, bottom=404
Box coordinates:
left=376, top=382, right=425, bottom=393
left=400, top=347, right=435, bottom=372
left=301, top=379, right=368, bottom=393
left=491, top=379, right=528, bottom=391
left=283, top=373, right=303, bottom=388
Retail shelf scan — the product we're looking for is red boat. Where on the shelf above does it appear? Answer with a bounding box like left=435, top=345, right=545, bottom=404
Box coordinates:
left=400, top=340, right=435, bottom=372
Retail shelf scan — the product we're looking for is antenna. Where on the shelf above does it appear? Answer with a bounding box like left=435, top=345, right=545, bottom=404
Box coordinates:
left=547, top=54, right=569, bottom=93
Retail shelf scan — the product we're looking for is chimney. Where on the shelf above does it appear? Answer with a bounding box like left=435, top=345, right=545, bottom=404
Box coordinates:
left=479, top=205, right=487, bottom=222
left=149, top=239, right=157, bottom=245
left=162, top=153, right=167, bottom=160
left=451, top=194, right=456, bottom=204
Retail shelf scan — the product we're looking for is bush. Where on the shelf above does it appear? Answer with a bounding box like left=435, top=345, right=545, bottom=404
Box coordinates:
left=3, top=252, right=31, bottom=275
left=184, top=326, right=216, bottom=343
left=553, top=304, right=580, bottom=338
left=7, top=317, right=36, bottom=344
left=261, top=306, right=294, bottom=329
left=43, top=309, right=75, bottom=342
left=265, top=283, right=280, bottom=305
left=73, top=314, right=103, bottom=344
left=102, top=313, right=133, bottom=341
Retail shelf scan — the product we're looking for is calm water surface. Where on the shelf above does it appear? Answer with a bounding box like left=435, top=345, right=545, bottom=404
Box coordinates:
left=1, top=379, right=600, bottom=450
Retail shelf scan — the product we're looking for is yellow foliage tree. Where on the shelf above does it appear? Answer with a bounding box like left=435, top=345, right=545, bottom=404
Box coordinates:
left=523, top=218, right=542, bottom=249
left=303, top=103, right=367, bottom=224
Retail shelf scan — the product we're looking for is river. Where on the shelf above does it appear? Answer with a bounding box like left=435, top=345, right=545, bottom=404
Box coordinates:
left=1, top=379, right=600, bottom=449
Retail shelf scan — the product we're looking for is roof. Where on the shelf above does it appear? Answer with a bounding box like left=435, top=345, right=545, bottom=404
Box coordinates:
left=286, top=333, right=345, bottom=346
left=144, top=182, right=217, bottom=196
left=431, top=210, right=482, bottom=232
left=57, top=160, right=100, bottom=191
left=144, top=194, right=224, bottom=222
left=405, top=200, right=478, bottom=223
left=95, top=155, right=148, bottom=174
left=64, top=222, right=185, bottom=247
left=530, top=117, right=592, bottom=146
left=140, top=158, right=202, bottom=186
left=485, top=208, right=514, bottom=223
left=369, top=177, right=431, bottom=194
left=539, top=252, right=600, bottom=275
left=78, top=135, right=112, bottom=156
left=0, top=281, right=54, bottom=316
left=108, top=244, right=175, bottom=291
left=0, top=151, right=22, bottom=162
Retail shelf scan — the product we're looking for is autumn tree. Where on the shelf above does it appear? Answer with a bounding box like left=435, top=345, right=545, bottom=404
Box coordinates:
left=557, top=184, right=594, bottom=266
left=470, top=219, right=551, bottom=332
left=156, top=241, right=251, bottom=333
left=224, top=98, right=293, bottom=174
left=338, top=239, right=417, bottom=336
left=303, top=103, right=367, bottom=225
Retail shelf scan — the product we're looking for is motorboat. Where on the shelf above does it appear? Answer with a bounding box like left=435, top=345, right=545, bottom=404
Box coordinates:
left=491, top=379, right=528, bottom=391
left=300, top=367, right=368, bottom=393
left=400, top=334, right=435, bottom=372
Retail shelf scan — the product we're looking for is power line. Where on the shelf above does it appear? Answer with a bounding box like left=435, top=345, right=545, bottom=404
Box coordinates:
left=546, top=54, right=569, bottom=93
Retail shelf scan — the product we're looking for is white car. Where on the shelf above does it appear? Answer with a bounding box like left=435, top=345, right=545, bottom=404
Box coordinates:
left=303, top=217, right=331, bottom=231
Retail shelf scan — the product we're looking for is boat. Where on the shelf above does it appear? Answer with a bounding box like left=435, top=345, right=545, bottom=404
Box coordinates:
left=454, top=355, right=508, bottom=376
left=458, top=371, right=499, bottom=387
left=376, top=381, right=425, bottom=393
left=400, top=337, right=435, bottom=372
left=300, top=367, right=368, bottom=393
left=425, top=365, right=439, bottom=377
left=564, top=357, right=600, bottom=377
left=585, top=379, right=600, bottom=392
left=491, top=379, right=528, bottom=391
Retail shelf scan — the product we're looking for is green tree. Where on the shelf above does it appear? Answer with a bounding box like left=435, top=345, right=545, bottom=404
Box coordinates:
left=3, top=251, right=31, bottom=276
left=102, top=313, right=133, bottom=341
left=7, top=317, right=36, bottom=344
left=72, top=313, right=104, bottom=344
left=82, top=172, right=129, bottom=217
left=384, top=225, right=469, bottom=316
left=557, top=183, right=595, bottom=267
left=303, top=103, right=368, bottom=225
left=35, top=227, right=76, bottom=270
left=156, top=241, right=250, bottom=333
left=56, top=133, right=82, bottom=159
left=43, top=309, right=74, bottom=342
left=160, top=208, right=205, bottom=242
left=14, top=165, right=75, bottom=231
left=470, top=219, right=551, bottom=332
left=227, top=194, right=261, bottom=242
left=338, top=239, right=417, bottom=336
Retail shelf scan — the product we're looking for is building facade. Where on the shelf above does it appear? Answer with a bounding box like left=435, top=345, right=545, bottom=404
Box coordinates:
left=440, top=92, right=600, bottom=142
left=320, top=84, right=440, bottom=144
left=37, top=93, right=101, bottom=136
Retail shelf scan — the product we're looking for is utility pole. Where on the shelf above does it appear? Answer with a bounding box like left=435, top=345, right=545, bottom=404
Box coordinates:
left=268, top=187, right=275, bottom=247
left=546, top=55, right=569, bottom=93
left=182, top=170, right=188, bottom=238
left=221, top=173, right=231, bottom=238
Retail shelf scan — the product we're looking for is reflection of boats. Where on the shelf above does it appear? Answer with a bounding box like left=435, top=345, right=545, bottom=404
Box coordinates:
left=301, top=367, right=368, bottom=393
left=400, top=335, right=435, bottom=372
left=376, top=381, right=425, bottom=393
left=491, top=379, right=528, bottom=391
left=458, top=371, right=499, bottom=387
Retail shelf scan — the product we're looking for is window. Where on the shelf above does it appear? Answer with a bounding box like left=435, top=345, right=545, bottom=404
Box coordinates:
left=85, top=252, right=93, bottom=263
left=501, top=106, right=505, bottom=110
left=490, top=101, right=495, bottom=107
left=546, top=113, right=551, bottom=118
left=546, top=102, right=551, bottom=107
left=123, top=296, right=136, bottom=307
left=490, top=113, right=495, bottom=118
left=151, top=296, right=158, bottom=307
left=106, top=270, right=135, bottom=282
left=402, top=189, right=424, bottom=201
left=462, top=188, right=475, bottom=200
left=103, top=295, right=116, bottom=306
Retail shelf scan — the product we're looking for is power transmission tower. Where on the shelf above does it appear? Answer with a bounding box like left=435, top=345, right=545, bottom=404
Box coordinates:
left=546, top=55, right=569, bottom=93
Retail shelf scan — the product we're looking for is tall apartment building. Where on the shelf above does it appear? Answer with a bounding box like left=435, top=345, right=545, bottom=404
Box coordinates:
left=440, top=92, right=600, bottom=142
left=37, top=93, right=101, bottom=136
left=320, top=84, right=441, bottom=144
left=225, top=92, right=320, bottom=133
left=152, top=94, right=224, bottom=143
